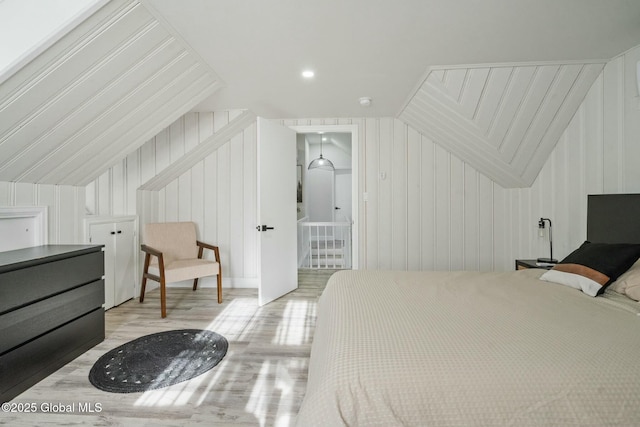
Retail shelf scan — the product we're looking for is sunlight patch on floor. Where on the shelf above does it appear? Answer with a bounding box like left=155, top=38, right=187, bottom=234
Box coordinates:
left=272, top=362, right=298, bottom=427
left=127, top=289, right=316, bottom=422
left=133, top=349, right=219, bottom=407
left=246, top=361, right=271, bottom=426
left=133, top=375, right=204, bottom=407
left=195, top=357, right=235, bottom=406
left=246, top=359, right=302, bottom=427
left=272, top=300, right=317, bottom=346
left=204, top=297, right=258, bottom=338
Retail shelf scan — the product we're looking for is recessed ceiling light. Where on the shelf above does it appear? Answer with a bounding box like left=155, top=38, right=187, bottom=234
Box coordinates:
left=302, top=70, right=315, bottom=79
left=359, top=97, right=372, bottom=107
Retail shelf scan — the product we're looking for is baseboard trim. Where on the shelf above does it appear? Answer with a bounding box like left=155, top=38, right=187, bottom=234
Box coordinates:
left=141, top=277, right=258, bottom=291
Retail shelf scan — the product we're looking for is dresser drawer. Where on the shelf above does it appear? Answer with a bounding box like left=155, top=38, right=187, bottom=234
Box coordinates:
left=0, top=251, right=104, bottom=314
left=0, top=308, right=104, bottom=402
left=0, top=279, right=104, bottom=354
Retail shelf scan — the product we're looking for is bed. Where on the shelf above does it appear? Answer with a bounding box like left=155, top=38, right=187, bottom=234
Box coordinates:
left=296, top=194, right=640, bottom=426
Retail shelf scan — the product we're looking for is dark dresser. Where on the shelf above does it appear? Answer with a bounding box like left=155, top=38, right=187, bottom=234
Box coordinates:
left=0, top=245, right=105, bottom=402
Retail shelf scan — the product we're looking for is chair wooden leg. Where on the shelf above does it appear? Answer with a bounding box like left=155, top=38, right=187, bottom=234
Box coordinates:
left=193, top=278, right=199, bottom=291
left=217, top=272, right=222, bottom=304
left=140, top=254, right=150, bottom=303
left=140, top=276, right=147, bottom=302
left=160, top=278, right=167, bottom=318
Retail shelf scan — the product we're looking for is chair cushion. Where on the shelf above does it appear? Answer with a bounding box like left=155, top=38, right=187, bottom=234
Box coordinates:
left=145, top=222, right=199, bottom=264
left=149, top=259, right=220, bottom=283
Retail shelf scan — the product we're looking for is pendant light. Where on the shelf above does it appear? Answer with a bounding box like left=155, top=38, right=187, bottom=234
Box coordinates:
left=308, top=134, right=335, bottom=171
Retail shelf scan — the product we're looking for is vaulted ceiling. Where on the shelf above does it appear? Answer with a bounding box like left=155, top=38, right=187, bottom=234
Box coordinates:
left=1, top=0, right=639, bottom=188
left=147, top=0, right=640, bottom=118
left=0, top=0, right=222, bottom=186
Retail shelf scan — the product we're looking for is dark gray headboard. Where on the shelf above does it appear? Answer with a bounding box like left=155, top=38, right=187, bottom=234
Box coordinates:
left=587, top=194, right=640, bottom=244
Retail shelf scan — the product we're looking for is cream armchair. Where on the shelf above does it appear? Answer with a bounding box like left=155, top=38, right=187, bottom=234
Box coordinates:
left=140, top=222, right=222, bottom=318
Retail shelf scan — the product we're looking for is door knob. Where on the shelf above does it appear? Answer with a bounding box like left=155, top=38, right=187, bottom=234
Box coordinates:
left=256, top=225, right=275, bottom=232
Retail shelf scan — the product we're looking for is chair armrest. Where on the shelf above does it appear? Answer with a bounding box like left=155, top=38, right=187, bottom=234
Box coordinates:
left=196, top=240, right=218, bottom=251
left=141, top=244, right=163, bottom=258
left=196, top=241, right=220, bottom=262
left=141, top=244, right=165, bottom=279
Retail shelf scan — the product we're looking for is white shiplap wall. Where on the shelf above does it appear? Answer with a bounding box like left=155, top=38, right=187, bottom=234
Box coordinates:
left=90, top=45, right=640, bottom=279
left=504, top=45, right=640, bottom=265
left=285, top=46, right=640, bottom=271
left=364, top=118, right=497, bottom=271
left=153, top=120, right=258, bottom=286
left=87, top=110, right=257, bottom=286
left=87, top=111, right=243, bottom=217
left=0, top=181, right=85, bottom=244
left=399, top=62, right=604, bottom=188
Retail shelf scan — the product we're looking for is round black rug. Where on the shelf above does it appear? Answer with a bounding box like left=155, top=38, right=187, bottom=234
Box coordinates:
left=89, top=329, right=228, bottom=393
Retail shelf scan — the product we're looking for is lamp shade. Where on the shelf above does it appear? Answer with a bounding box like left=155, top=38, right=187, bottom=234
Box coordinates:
left=308, top=133, right=335, bottom=171
left=308, top=154, right=335, bottom=171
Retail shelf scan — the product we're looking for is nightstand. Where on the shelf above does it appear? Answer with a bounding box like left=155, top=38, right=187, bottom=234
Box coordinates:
left=515, top=259, right=554, bottom=270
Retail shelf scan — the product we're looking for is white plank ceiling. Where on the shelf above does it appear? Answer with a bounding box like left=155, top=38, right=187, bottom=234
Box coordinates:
left=0, top=0, right=222, bottom=186
left=399, top=63, right=604, bottom=187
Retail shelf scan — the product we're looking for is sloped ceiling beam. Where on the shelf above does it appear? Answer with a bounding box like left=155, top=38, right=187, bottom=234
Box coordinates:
left=399, top=62, right=604, bottom=188
left=0, top=0, right=223, bottom=186
left=139, top=110, right=256, bottom=191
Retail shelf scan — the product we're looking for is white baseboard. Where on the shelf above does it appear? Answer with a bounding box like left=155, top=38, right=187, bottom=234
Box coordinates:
left=140, top=276, right=258, bottom=293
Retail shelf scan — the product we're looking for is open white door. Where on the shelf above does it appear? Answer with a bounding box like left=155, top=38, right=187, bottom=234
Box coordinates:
left=257, top=117, right=298, bottom=306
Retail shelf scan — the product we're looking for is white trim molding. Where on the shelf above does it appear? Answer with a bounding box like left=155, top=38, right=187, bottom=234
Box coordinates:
left=0, top=206, right=49, bottom=249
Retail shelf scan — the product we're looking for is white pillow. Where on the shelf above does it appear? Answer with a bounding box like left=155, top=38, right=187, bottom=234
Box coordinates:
left=540, top=269, right=602, bottom=297
left=609, top=259, right=640, bottom=301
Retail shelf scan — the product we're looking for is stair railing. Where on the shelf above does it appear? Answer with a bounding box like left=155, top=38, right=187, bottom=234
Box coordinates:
left=297, top=221, right=352, bottom=269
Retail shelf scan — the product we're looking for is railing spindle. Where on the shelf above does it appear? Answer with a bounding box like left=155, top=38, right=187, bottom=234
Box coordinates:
left=297, top=221, right=351, bottom=270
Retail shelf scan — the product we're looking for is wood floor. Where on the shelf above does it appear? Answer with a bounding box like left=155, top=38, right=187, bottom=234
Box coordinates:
left=2, top=270, right=335, bottom=427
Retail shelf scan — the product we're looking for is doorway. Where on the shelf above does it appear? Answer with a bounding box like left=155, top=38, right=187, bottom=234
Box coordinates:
left=290, top=125, right=359, bottom=270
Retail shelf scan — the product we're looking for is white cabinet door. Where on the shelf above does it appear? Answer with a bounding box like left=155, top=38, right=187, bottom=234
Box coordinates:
left=87, top=218, right=136, bottom=310
left=89, top=222, right=116, bottom=309
left=114, top=220, right=135, bottom=306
